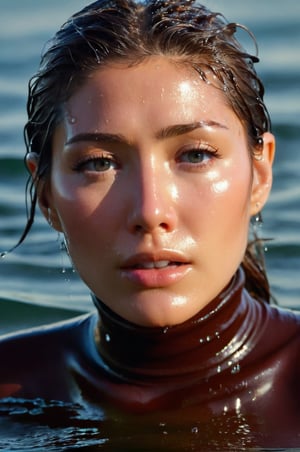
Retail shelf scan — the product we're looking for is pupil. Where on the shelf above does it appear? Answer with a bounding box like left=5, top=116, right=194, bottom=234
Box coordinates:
left=190, top=151, right=203, bottom=163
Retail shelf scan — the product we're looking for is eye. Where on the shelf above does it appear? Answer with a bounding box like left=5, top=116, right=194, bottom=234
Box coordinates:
left=73, top=155, right=118, bottom=173
left=177, top=145, right=220, bottom=166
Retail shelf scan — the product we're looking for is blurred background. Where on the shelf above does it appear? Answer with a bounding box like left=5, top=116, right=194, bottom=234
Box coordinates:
left=0, top=0, right=299, bottom=333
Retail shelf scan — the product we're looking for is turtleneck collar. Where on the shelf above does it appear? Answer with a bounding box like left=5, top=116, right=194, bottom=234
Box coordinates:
left=92, top=268, right=264, bottom=382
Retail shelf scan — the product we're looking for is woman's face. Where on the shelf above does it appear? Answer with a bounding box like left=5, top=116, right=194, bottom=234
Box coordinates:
left=41, top=57, right=273, bottom=327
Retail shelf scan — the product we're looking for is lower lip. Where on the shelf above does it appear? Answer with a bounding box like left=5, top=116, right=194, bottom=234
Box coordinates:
left=120, top=264, right=191, bottom=288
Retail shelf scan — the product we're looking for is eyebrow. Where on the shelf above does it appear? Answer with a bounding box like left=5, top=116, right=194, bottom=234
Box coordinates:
left=65, top=132, right=128, bottom=146
left=156, top=120, right=228, bottom=139
left=65, top=120, right=228, bottom=146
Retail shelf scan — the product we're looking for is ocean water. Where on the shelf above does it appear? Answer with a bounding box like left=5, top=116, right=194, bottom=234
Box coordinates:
left=0, top=0, right=299, bottom=450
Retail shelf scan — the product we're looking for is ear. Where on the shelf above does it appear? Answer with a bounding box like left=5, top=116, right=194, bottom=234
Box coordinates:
left=250, top=132, right=275, bottom=216
left=26, top=152, right=63, bottom=232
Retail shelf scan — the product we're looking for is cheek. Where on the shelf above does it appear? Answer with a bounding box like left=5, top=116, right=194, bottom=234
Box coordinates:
left=210, top=157, right=252, bottom=205
left=187, top=161, right=252, bottom=238
left=50, top=177, right=123, bottom=254
left=219, top=157, right=251, bottom=192
left=49, top=173, right=95, bottom=242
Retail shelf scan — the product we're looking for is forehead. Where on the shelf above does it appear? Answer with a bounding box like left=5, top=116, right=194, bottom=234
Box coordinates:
left=63, top=57, right=241, bottom=134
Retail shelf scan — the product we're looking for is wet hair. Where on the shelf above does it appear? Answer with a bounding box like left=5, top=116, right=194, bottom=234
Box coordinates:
left=21, top=0, right=272, bottom=302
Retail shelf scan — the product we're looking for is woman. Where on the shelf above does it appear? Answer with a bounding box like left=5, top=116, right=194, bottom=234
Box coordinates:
left=0, top=0, right=299, bottom=449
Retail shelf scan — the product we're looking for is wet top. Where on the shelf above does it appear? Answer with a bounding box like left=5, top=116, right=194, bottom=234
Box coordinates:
left=0, top=268, right=300, bottom=450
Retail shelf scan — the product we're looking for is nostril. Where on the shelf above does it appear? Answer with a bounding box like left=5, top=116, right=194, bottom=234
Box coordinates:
left=132, top=221, right=171, bottom=234
left=134, top=224, right=144, bottom=233
left=159, top=222, right=170, bottom=231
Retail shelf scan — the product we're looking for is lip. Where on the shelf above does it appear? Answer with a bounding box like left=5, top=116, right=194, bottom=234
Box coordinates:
left=120, top=251, right=192, bottom=288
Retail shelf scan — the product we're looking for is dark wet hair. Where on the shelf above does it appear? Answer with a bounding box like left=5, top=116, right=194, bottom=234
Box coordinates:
left=21, top=0, right=272, bottom=302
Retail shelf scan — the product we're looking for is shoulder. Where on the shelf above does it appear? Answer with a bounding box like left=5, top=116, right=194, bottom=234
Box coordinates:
left=0, top=312, right=98, bottom=399
left=0, top=311, right=97, bottom=350
left=253, top=301, right=300, bottom=366
left=265, top=302, right=300, bottom=328
left=241, top=293, right=300, bottom=367
left=262, top=301, right=300, bottom=340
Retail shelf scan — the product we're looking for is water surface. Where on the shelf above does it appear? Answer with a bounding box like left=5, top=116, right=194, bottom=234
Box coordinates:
left=0, top=1, right=299, bottom=450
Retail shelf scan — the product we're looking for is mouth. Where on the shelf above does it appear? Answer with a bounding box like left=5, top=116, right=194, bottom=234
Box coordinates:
left=121, top=251, right=190, bottom=269
left=131, top=260, right=184, bottom=270
left=120, top=253, right=191, bottom=288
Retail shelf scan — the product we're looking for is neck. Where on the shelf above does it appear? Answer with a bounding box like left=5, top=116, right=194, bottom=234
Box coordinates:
left=93, top=268, right=258, bottom=381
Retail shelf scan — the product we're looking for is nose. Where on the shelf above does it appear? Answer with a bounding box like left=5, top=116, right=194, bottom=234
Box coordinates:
left=126, top=158, right=178, bottom=234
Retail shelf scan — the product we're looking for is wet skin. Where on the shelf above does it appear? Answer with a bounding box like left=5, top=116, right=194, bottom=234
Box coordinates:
left=34, top=56, right=274, bottom=327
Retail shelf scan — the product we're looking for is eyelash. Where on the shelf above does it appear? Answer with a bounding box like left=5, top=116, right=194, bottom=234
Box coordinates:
left=72, top=143, right=220, bottom=174
left=176, top=144, right=220, bottom=167
left=72, top=153, right=118, bottom=173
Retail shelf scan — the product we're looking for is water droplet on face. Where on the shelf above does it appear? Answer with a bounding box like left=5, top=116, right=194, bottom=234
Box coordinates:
left=0, top=251, right=7, bottom=258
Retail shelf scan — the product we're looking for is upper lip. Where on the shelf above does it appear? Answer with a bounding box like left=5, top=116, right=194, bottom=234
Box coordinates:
left=120, top=251, right=191, bottom=269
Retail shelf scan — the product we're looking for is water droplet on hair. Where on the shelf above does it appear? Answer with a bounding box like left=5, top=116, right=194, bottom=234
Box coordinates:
left=191, top=426, right=199, bottom=434
left=105, top=333, right=111, bottom=342
left=0, top=251, right=7, bottom=258
left=163, top=327, right=169, bottom=334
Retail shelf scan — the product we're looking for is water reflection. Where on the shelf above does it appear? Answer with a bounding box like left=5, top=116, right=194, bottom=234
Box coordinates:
left=0, top=397, right=293, bottom=451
